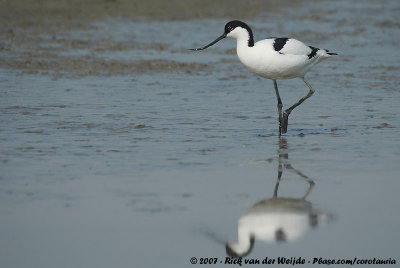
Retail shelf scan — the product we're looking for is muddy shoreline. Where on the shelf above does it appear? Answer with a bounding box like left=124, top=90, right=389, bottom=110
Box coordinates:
left=0, top=0, right=298, bottom=22
left=0, top=0, right=299, bottom=77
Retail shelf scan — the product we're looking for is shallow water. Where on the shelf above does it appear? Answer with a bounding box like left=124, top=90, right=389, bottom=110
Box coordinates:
left=1, top=0, right=400, bottom=267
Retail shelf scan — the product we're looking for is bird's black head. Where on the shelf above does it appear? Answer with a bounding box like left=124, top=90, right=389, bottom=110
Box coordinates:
left=188, top=20, right=254, bottom=51
left=224, top=20, right=248, bottom=34
left=224, top=20, right=254, bottom=47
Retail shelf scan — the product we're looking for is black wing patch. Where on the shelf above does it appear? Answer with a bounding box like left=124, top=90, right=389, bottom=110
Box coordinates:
left=273, top=38, right=289, bottom=52
left=308, top=46, right=319, bottom=59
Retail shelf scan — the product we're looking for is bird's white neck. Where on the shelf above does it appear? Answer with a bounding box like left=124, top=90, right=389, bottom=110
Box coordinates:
left=236, top=36, right=252, bottom=51
left=226, top=27, right=254, bottom=48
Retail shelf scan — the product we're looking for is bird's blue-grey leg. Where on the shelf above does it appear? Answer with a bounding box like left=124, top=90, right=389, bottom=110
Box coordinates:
left=273, top=80, right=283, bottom=135
left=281, top=78, right=315, bottom=134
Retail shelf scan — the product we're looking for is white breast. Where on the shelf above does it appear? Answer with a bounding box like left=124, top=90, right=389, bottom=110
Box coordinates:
left=236, top=39, right=322, bottom=80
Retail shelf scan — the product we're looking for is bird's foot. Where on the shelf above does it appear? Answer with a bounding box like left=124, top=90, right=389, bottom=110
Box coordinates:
left=278, top=117, right=282, bottom=136
left=281, top=111, right=290, bottom=134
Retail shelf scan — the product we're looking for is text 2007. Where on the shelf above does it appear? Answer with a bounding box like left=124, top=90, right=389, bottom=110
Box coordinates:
left=200, top=258, right=218, bottom=264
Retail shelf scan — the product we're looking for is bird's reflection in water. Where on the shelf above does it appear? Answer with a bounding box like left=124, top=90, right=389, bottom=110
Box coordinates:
left=226, top=137, right=330, bottom=258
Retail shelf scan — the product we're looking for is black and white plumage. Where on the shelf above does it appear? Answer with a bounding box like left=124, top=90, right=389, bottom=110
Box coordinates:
left=190, top=20, right=338, bottom=135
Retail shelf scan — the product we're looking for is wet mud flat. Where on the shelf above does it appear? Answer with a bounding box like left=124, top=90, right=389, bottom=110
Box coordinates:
left=0, top=0, right=298, bottom=78
left=1, top=0, right=400, bottom=268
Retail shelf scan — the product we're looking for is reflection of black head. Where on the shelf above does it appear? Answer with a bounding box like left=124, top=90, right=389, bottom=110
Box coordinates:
left=225, top=234, right=255, bottom=258
left=309, top=212, right=319, bottom=228
left=275, top=228, right=287, bottom=243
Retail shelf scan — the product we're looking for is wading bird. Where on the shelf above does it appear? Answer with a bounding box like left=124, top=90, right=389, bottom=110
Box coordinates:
left=189, top=20, right=337, bottom=135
